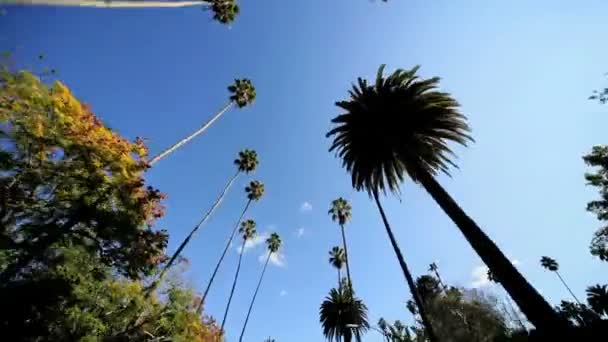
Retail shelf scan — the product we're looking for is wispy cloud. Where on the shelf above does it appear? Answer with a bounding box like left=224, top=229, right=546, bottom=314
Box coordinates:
left=470, top=265, right=491, bottom=288
left=296, top=227, right=305, bottom=238
left=237, top=232, right=269, bottom=254
left=300, top=201, right=312, bottom=212
left=259, top=251, right=286, bottom=267
left=279, top=289, right=287, bottom=297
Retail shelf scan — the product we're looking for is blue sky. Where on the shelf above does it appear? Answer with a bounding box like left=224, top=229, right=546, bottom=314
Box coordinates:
left=2, top=0, right=608, bottom=340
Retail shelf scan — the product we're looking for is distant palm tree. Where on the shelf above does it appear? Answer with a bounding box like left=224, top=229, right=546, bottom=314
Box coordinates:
left=221, top=219, right=257, bottom=330
left=319, top=284, right=369, bottom=342
left=326, top=64, right=562, bottom=332
left=540, top=256, right=581, bottom=304
left=329, top=246, right=346, bottom=286
left=197, top=179, right=264, bottom=313
left=586, top=284, right=608, bottom=316
left=239, top=233, right=282, bottom=342
left=329, top=197, right=354, bottom=288
left=263, top=338, right=276, bottom=342
left=149, top=150, right=258, bottom=296
left=149, top=78, right=255, bottom=165
left=428, top=262, right=446, bottom=291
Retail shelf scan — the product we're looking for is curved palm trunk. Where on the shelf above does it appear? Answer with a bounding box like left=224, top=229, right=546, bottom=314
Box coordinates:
left=414, top=167, right=563, bottom=331
left=221, top=238, right=246, bottom=330
left=555, top=271, right=582, bottom=305
left=5, top=0, right=206, bottom=8
left=373, top=192, right=438, bottom=342
left=147, top=169, right=240, bottom=297
left=340, top=224, right=353, bottom=289
left=238, top=252, right=271, bottom=342
left=149, top=101, right=233, bottom=165
left=196, top=199, right=252, bottom=314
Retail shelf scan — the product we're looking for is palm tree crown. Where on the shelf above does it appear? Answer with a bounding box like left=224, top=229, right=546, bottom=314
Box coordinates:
left=266, top=232, right=282, bottom=253
left=210, top=0, right=240, bottom=24
left=329, top=197, right=352, bottom=225
left=234, top=149, right=259, bottom=173
left=228, top=78, right=256, bottom=108
left=540, top=256, right=559, bottom=272
left=240, top=219, right=257, bottom=240
left=319, top=285, right=369, bottom=342
left=246, top=180, right=265, bottom=201
left=326, top=64, right=472, bottom=195
left=329, top=246, right=345, bottom=270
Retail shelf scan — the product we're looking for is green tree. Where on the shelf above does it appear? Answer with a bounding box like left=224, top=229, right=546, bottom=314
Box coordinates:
left=220, top=219, right=257, bottom=330
left=329, top=246, right=346, bottom=285
left=149, top=78, right=255, bottom=165
left=329, top=197, right=354, bottom=288
left=583, top=145, right=608, bottom=261
left=540, top=256, right=581, bottom=304
left=197, top=179, right=264, bottom=312
left=319, top=283, right=369, bottom=342
left=150, top=151, right=258, bottom=295
left=239, top=233, right=282, bottom=342
left=326, top=64, right=561, bottom=333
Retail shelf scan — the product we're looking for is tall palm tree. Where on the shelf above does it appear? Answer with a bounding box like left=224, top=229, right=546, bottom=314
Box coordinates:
left=329, top=246, right=346, bottom=286
left=328, top=197, right=354, bottom=288
left=10, top=0, right=241, bottom=24
left=149, top=150, right=258, bottom=296
left=196, top=179, right=264, bottom=313
left=319, top=284, right=369, bottom=342
left=540, top=256, right=581, bottom=304
left=221, top=219, right=256, bottom=330
left=149, top=78, right=255, bottom=165
left=239, top=233, right=282, bottom=342
left=326, top=64, right=563, bottom=332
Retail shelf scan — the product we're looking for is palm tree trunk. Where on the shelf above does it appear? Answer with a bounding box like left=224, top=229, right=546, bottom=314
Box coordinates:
left=148, top=101, right=233, bottom=165
left=147, top=169, right=240, bottom=297
left=221, top=238, right=246, bottom=330
left=373, top=192, right=438, bottom=342
left=337, top=269, right=342, bottom=287
left=414, top=167, right=563, bottom=331
left=5, top=0, right=207, bottom=8
left=555, top=271, right=582, bottom=305
left=238, top=252, right=271, bottom=342
left=196, top=198, right=252, bottom=314
left=340, top=224, right=353, bottom=289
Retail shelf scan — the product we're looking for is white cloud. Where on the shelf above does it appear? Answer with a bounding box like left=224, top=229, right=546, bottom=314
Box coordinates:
left=259, top=251, right=286, bottom=267
left=470, top=265, right=491, bottom=288
left=300, top=201, right=312, bottom=212
left=296, top=227, right=305, bottom=238
left=512, top=259, right=521, bottom=266
left=237, top=232, right=269, bottom=254
left=279, top=290, right=287, bottom=297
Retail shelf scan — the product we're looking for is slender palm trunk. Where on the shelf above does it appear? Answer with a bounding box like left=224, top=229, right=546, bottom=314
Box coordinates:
left=197, top=199, right=252, bottom=314
left=373, top=192, right=438, bottom=342
left=340, top=224, right=353, bottom=289
left=148, top=170, right=240, bottom=297
left=414, top=167, right=563, bottom=331
left=221, top=237, right=246, bottom=330
left=238, top=252, right=271, bottom=342
left=555, top=271, right=582, bottom=305
left=149, top=101, right=233, bottom=165
left=337, top=268, right=342, bottom=287
left=5, top=0, right=207, bottom=8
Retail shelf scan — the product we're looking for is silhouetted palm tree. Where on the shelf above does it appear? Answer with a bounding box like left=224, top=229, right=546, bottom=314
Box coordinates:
left=326, top=64, right=561, bottom=332
left=197, top=179, right=263, bottom=313
left=221, top=219, right=256, bottom=330
left=150, top=150, right=258, bottom=296
left=587, top=284, right=608, bottom=316
left=329, top=197, right=354, bottom=288
left=329, top=246, right=346, bottom=286
left=149, top=78, right=255, bottom=165
left=540, top=256, right=581, bottom=304
left=319, top=284, right=369, bottom=342
left=12, top=0, right=241, bottom=24
left=239, top=233, right=282, bottom=342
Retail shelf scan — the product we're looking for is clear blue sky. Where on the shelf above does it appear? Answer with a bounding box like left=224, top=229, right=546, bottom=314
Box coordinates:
left=2, top=0, right=608, bottom=340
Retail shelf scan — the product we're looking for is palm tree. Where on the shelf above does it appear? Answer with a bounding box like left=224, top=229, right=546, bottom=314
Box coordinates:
left=319, top=284, right=369, bottom=342
left=586, top=284, right=608, bottom=317
left=326, top=64, right=563, bottom=332
left=12, top=0, right=241, bottom=24
left=329, top=246, right=346, bottom=286
left=328, top=197, right=354, bottom=288
left=196, top=179, right=264, bottom=313
left=540, top=256, right=581, bottom=304
left=221, top=219, right=256, bottom=330
left=149, top=78, right=255, bottom=165
left=239, top=233, right=282, bottom=342
left=428, top=262, right=446, bottom=291
left=149, top=150, right=258, bottom=296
